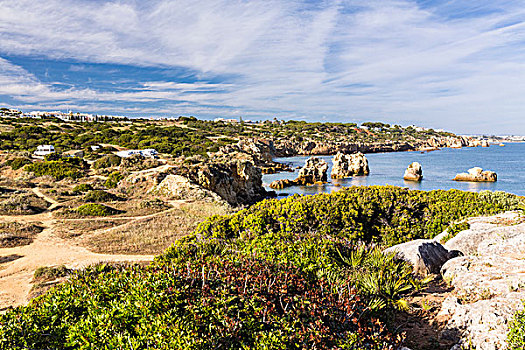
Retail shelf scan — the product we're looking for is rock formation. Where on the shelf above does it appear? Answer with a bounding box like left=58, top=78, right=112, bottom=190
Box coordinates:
left=384, top=240, right=461, bottom=276
left=481, top=140, right=490, bottom=147
left=453, top=167, right=497, bottom=182
left=394, top=211, right=525, bottom=349
left=269, top=157, right=328, bottom=189
left=403, top=162, right=423, bottom=182
left=181, top=160, right=269, bottom=206
left=148, top=174, right=227, bottom=204
left=437, top=212, right=525, bottom=349
left=330, top=152, right=369, bottom=179
left=296, top=157, right=328, bottom=184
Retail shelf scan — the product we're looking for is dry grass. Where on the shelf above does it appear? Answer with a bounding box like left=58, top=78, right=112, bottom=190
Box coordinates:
left=83, top=201, right=231, bottom=255
left=0, top=222, right=44, bottom=247
left=54, top=219, right=131, bottom=239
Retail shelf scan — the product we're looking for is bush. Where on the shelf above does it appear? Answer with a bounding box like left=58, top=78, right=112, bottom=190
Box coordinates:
left=5, top=157, right=31, bottom=170
left=104, top=171, right=124, bottom=189
left=75, top=203, right=119, bottom=217
left=92, top=154, right=121, bottom=170
left=83, top=190, right=121, bottom=203
left=25, top=159, right=85, bottom=180
left=72, top=183, right=93, bottom=193
left=190, top=186, right=519, bottom=247
left=508, top=303, right=525, bottom=349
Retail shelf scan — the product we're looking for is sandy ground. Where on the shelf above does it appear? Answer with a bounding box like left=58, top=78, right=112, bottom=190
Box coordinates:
left=0, top=188, right=162, bottom=310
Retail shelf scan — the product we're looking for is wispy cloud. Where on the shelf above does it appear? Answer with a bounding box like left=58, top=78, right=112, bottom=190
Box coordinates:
left=0, top=0, right=524, bottom=133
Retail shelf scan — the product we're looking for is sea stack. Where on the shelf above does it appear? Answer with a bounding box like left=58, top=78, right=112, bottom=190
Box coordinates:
left=403, top=162, right=423, bottom=182
left=296, top=157, right=328, bottom=185
left=330, top=152, right=369, bottom=179
left=269, top=157, right=328, bottom=189
left=453, top=167, right=497, bottom=182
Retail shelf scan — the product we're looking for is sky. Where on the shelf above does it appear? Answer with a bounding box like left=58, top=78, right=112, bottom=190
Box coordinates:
left=0, top=0, right=524, bottom=134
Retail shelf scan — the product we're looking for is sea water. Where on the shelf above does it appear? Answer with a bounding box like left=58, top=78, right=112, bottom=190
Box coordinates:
left=262, top=142, right=525, bottom=196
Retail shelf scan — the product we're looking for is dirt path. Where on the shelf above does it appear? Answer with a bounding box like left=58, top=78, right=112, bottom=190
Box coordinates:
left=0, top=188, right=159, bottom=310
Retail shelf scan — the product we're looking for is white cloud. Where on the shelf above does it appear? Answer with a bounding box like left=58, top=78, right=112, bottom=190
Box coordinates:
left=0, top=0, right=524, bottom=133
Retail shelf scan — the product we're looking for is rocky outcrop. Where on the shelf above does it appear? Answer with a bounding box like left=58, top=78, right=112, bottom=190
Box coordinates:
left=403, top=162, right=423, bottom=182
left=181, top=160, right=269, bottom=206
left=436, top=212, right=525, bottom=350
left=481, top=140, right=490, bottom=147
left=148, top=174, right=227, bottom=204
left=384, top=240, right=461, bottom=276
left=453, top=167, right=497, bottom=182
left=330, top=152, right=369, bottom=179
left=218, top=139, right=275, bottom=164
left=296, top=157, right=328, bottom=184
left=269, top=157, right=328, bottom=189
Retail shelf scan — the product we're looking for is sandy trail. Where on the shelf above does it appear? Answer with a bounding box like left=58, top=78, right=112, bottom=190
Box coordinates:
left=0, top=188, right=160, bottom=310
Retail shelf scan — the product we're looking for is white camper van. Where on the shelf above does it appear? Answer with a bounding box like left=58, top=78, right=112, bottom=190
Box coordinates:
left=34, top=145, right=55, bottom=157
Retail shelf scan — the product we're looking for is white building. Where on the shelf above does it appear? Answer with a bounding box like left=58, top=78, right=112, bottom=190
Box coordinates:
left=34, top=145, right=55, bottom=156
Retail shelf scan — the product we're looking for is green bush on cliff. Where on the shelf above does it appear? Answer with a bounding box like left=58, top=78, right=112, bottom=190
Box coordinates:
left=192, top=186, right=519, bottom=246
left=508, top=303, right=525, bottom=349
left=5, top=157, right=32, bottom=170
left=75, top=203, right=119, bottom=216
left=0, top=186, right=519, bottom=349
left=25, top=157, right=86, bottom=180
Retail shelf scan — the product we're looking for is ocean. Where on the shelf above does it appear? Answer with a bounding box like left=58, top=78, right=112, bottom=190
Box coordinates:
left=262, top=142, right=525, bottom=197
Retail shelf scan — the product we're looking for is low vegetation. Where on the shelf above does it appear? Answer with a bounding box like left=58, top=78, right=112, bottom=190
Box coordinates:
left=508, top=303, right=525, bottom=349
left=75, top=203, right=120, bottom=217
left=104, top=171, right=124, bottom=189
left=0, top=222, right=44, bottom=247
left=0, top=193, right=49, bottom=215
left=25, top=157, right=86, bottom=180
left=5, top=157, right=32, bottom=170
left=0, top=186, right=519, bottom=348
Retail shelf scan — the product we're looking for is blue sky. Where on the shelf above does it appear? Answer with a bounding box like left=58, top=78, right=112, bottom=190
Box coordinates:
left=0, top=0, right=524, bottom=134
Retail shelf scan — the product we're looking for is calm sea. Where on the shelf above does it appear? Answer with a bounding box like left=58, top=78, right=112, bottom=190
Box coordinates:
left=262, top=142, right=525, bottom=197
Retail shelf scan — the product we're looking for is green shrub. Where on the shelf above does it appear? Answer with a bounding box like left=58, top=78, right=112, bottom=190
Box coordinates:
left=93, top=154, right=121, bottom=169
left=508, top=303, right=525, bottom=349
left=83, top=190, right=121, bottom=203
left=75, top=203, right=119, bottom=217
left=104, top=171, right=124, bottom=189
left=190, top=186, right=519, bottom=247
left=72, top=183, right=93, bottom=193
left=25, top=158, right=85, bottom=180
left=5, top=157, right=31, bottom=170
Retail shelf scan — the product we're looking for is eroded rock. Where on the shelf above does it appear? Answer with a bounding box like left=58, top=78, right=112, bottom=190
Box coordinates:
left=384, top=239, right=461, bottom=275
left=403, top=162, right=423, bottom=182
left=453, top=167, right=497, bottom=182
left=330, top=152, right=369, bottom=179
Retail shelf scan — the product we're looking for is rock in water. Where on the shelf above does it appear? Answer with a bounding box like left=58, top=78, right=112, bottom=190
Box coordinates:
left=453, top=167, right=497, bottom=182
left=296, top=157, right=328, bottom=184
left=384, top=240, right=461, bottom=276
left=330, top=152, right=369, bottom=179
left=403, top=162, right=423, bottom=182
left=270, top=157, right=328, bottom=189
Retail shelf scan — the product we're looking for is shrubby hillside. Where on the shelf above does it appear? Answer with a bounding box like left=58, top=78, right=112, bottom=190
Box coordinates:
left=0, top=186, right=521, bottom=349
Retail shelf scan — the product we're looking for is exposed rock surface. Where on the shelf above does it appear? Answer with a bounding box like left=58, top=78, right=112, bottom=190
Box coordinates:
left=181, top=160, right=269, bottom=206
left=269, top=157, right=328, bottom=189
left=296, top=157, right=328, bottom=184
left=123, top=160, right=269, bottom=206
left=148, top=174, right=227, bottom=204
left=384, top=240, right=460, bottom=276
left=453, top=167, right=497, bottom=182
left=330, top=152, right=369, bottom=179
left=437, top=211, right=525, bottom=349
left=403, top=162, right=423, bottom=182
